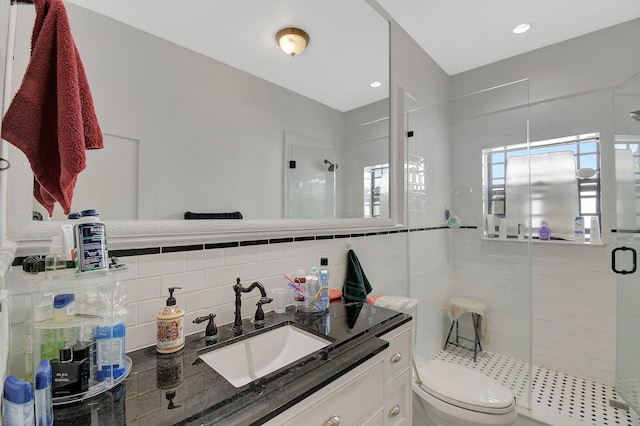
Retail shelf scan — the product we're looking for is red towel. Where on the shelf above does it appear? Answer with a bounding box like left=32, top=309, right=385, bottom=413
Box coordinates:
left=1, top=0, right=102, bottom=216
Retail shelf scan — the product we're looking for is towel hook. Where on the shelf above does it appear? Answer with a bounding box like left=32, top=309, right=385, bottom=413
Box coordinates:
left=0, top=157, right=10, bottom=171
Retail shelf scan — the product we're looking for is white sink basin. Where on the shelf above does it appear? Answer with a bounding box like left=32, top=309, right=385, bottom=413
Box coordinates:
left=199, top=324, right=331, bottom=387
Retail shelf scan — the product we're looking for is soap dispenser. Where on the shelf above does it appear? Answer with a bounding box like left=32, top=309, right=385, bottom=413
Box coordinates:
left=157, top=287, right=185, bottom=354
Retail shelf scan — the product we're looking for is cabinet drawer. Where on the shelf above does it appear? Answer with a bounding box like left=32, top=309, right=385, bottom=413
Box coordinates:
left=361, top=407, right=385, bottom=425
left=385, top=368, right=412, bottom=426
left=379, top=322, right=411, bottom=380
left=267, top=353, right=385, bottom=426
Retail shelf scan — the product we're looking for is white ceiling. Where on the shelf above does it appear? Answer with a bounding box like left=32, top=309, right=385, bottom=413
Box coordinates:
left=65, top=0, right=389, bottom=113
left=65, top=0, right=640, bottom=110
left=377, top=0, right=640, bottom=76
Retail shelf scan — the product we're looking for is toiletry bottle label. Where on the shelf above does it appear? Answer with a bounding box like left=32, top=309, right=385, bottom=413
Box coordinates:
left=75, top=223, right=108, bottom=272
left=97, top=337, right=125, bottom=370
left=157, top=317, right=184, bottom=352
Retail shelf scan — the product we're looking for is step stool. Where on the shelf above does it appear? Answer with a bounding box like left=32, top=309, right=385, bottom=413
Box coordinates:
left=443, top=297, right=490, bottom=362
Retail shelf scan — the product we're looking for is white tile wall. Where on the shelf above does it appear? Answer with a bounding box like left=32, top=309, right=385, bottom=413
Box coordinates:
left=5, top=233, right=408, bottom=376
left=443, top=230, right=617, bottom=386
left=531, top=242, right=616, bottom=385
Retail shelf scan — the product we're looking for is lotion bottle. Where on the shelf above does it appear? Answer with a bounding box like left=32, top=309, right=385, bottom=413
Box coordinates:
left=539, top=221, right=551, bottom=241
left=157, top=287, right=185, bottom=354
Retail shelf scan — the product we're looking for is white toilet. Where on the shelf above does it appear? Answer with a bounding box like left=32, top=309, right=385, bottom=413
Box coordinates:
left=371, top=295, right=517, bottom=426
left=412, top=359, right=517, bottom=425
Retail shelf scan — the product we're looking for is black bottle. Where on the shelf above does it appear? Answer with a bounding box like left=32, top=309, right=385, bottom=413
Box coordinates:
left=51, top=346, right=90, bottom=397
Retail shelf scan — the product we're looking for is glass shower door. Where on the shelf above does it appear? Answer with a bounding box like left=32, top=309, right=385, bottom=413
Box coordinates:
left=613, top=70, right=640, bottom=413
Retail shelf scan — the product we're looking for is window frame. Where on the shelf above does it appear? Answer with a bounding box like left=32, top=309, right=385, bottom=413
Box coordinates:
left=484, top=132, right=601, bottom=237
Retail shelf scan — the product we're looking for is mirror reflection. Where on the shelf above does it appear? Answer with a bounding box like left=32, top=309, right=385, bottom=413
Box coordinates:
left=10, top=0, right=389, bottom=221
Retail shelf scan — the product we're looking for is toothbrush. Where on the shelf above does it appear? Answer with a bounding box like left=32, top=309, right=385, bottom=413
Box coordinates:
left=284, top=273, right=322, bottom=310
left=287, top=282, right=305, bottom=297
left=314, top=287, right=329, bottom=302
left=284, top=273, right=304, bottom=295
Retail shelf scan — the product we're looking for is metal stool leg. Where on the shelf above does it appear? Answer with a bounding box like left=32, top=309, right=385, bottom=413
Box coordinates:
left=472, top=313, right=481, bottom=362
left=443, top=319, right=456, bottom=350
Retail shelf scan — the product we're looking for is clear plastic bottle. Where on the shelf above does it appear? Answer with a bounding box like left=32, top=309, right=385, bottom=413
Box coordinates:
left=45, top=236, right=66, bottom=279
left=318, top=258, right=330, bottom=311
left=95, top=280, right=128, bottom=383
left=307, top=267, right=320, bottom=312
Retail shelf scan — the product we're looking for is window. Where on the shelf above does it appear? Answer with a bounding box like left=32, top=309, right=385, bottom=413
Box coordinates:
left=484, top=133, right=601, bottom=240
left=364, top=164, right=389, bottom=218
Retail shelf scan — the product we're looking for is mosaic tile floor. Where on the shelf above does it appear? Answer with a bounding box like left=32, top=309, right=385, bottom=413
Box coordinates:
left=428, top=346, right=640, bottom=426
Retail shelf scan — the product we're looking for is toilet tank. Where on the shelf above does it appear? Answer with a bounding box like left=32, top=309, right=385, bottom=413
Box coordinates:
left=372, top=295, right=418, bottom=316
left=372, top=295, right=418, bottom=352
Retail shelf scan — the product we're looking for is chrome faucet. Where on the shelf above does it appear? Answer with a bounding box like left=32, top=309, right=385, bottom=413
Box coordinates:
left=232, top=278, right=272, bottom=335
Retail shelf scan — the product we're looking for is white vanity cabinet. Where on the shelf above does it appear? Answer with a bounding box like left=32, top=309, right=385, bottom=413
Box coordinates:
left=379, top=320, right=413, bottom=426
left=265, top=319, right=412, bottom=426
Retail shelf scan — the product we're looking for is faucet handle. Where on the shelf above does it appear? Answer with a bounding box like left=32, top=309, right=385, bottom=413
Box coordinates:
left=254, top=297, right=273, bottom=325
left=193, top=313, right=218, bottom=340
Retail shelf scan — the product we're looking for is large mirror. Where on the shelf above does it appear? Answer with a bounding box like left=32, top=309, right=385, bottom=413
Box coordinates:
left=7, top=0, right=389, bottom=226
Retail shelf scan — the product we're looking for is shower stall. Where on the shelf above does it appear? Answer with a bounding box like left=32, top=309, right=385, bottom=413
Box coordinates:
left=407, top=69, right=640, bottom=425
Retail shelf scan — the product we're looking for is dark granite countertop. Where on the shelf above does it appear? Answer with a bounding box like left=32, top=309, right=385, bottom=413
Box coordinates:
left=52, top=302, right=410, bottom=426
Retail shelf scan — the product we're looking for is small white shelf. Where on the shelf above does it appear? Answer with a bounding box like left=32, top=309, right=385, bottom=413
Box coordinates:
left=481, top=237, right=605, bottom=246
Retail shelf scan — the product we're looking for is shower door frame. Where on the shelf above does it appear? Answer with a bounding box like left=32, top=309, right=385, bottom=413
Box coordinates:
left=613, top=70, right=640, bottom=413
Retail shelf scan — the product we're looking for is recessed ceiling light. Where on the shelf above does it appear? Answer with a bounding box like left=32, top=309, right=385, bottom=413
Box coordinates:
left=513, top=23, right=531, bottom=34
left=370, top=81, right=382, bottom=88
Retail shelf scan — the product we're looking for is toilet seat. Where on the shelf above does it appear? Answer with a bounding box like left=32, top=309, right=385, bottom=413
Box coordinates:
left=416, top=359, right=515, bottom=414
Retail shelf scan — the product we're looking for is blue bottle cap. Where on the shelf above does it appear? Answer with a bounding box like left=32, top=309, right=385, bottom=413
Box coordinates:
left=67, top=212, right=81, bottom=219
left=80, top=209, right=99, bottom=217
left=53, top=293, right=75, bottom=308
left=3, top=376, right=33, bottom=404
left=35, top=360, right=52, bottom=390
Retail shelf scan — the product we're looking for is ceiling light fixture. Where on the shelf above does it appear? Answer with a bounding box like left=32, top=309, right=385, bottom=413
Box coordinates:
left=370, top=81, right=382, bottom=88
left=276, top=28, right=310, bottom=57
left=512, top=23, right=531, bottom=34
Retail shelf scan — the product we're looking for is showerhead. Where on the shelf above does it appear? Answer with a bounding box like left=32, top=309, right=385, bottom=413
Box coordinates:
left=631, top=110, right=640, bottom=122
left=324, top=159, right=338, bottom=172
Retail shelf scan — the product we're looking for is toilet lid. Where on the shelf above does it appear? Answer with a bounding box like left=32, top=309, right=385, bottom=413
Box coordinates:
left=417, top=360, right=514, bottom=411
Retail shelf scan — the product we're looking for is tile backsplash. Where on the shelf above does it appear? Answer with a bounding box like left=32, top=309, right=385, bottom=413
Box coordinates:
left=5, top=231, right=409, bottom=376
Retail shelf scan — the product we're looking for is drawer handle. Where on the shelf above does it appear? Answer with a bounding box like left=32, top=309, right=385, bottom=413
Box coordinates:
left=322, top=415, right=340, bottom=426
left=390, top=352, right=402, bottom=363
left=388, top=404, right=401, bottom=417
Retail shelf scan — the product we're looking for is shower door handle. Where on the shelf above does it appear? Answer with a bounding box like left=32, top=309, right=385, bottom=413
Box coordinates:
left=611, top=246, right=637, bottom=275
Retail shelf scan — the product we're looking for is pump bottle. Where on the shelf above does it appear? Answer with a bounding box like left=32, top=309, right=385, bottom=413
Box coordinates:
left=157, top=287, right=185, bottom=354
